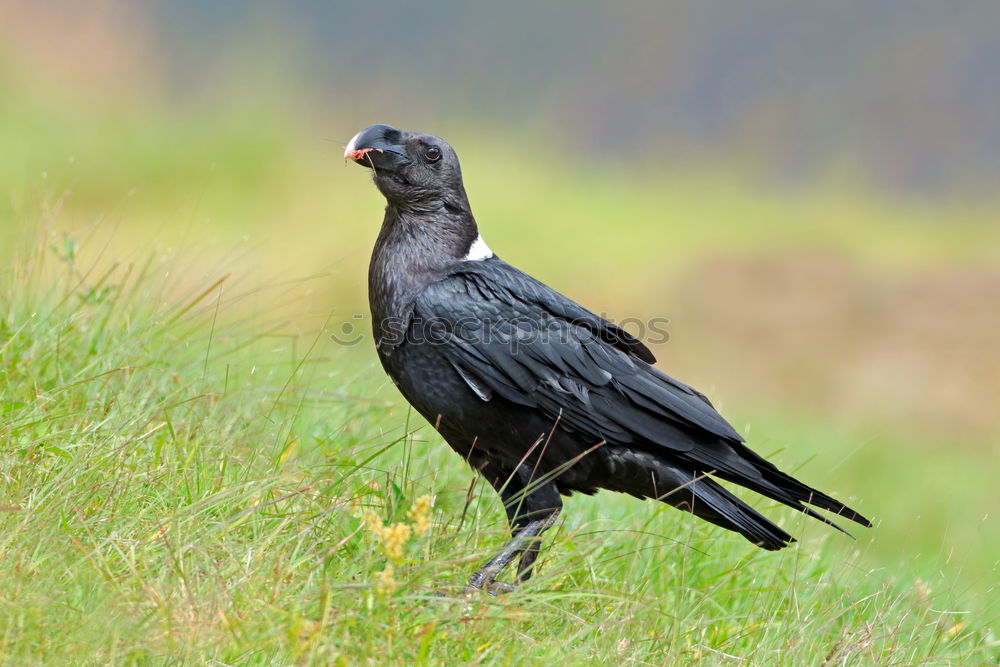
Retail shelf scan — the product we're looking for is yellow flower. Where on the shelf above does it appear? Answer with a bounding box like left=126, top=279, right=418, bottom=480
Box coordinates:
left=362, top=509, right=384, bottom=534
left=407, top=494, right=433, bottom=536
left=363, top=510, right=411, bottom=561
left=381, top=522, right=411, bottom=561
left=375, top=565, right=398, bottom=595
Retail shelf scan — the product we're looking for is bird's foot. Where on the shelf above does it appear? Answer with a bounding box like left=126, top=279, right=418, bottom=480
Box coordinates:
left=462, top=578, right=516, bottom=597
left=465, top=564, right=518, bottom=596
left=484, top=580, right=517, bottom=595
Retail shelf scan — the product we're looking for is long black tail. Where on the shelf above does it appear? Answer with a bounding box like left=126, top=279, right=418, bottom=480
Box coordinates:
left=669, top=437, right=872, bottom=537
left=608, top=448, right=868, bottom=549
left=713, top=441, right=872, bottom=532
left=666, top=471, right=796, bottom=550
left=608, top=451, right=793, bottom=549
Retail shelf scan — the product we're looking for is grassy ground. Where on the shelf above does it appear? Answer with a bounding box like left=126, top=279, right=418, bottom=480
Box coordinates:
left=1, top=225, right=996, bottom=665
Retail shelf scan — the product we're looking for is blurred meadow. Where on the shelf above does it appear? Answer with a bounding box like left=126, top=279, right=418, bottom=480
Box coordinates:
left=1, top=1, right=998, bottom=663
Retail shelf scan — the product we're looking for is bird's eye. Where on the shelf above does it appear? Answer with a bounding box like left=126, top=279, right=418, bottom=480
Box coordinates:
left=425, top=146, right=442, bottom=162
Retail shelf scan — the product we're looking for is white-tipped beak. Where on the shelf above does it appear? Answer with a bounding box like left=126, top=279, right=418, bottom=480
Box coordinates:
left=343, top=130, right=363, bottom=158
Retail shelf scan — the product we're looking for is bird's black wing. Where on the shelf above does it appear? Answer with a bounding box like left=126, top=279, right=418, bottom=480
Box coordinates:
left=414, top=258, right=871, bottom=528
left=416, top=259, right=742, bottom=444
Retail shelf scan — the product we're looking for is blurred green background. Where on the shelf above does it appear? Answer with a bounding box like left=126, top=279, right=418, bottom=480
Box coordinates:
left=2, top=0, right=998, bottom=637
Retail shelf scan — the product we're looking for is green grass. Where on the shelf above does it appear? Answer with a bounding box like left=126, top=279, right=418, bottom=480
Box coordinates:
left=1, top=226, right=996, bottom=665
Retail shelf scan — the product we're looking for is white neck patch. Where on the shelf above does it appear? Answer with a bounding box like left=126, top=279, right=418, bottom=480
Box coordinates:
left=463, top=235, right=494, bottom=261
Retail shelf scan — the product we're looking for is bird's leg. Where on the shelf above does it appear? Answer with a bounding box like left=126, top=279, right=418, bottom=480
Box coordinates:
left=465, top=466, right=562, bottom=595
left=515, top=508, right=560, bottom=581
left=466, top=510, right=560, bottom=593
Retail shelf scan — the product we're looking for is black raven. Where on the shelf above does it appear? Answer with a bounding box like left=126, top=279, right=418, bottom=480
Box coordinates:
left=345, top=124, right=870, bottom=594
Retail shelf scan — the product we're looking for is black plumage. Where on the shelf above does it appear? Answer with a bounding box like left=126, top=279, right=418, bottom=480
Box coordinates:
left=345, top=124, right=870, bottom=593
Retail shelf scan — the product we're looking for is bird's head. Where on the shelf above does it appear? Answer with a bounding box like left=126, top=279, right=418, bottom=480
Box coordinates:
left=344, top=124, right=468, bottom=213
